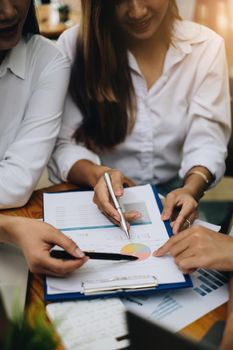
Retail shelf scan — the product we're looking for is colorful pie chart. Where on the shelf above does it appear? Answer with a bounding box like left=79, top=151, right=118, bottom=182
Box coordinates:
left=121, top=243, right=151, bottom=261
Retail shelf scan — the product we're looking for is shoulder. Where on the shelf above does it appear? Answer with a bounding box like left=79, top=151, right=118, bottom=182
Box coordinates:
left=172, top=20, right=224, bottom=48
left=57, top=25, right=79, bottom=62
left=25, top=34, right=69, bottom=67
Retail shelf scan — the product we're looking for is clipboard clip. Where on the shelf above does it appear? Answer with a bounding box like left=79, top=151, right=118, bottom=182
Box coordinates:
left=81, top=275, right=158, bottom=296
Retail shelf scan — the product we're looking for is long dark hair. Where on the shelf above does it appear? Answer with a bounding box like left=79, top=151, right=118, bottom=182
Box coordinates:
left=23, top=1, right=40, bottom=36
left=70, top=0, right=180, bottom=151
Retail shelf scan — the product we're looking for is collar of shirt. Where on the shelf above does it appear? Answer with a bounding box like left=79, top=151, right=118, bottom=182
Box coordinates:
left=0, top=38, right=27, bottom=79
left=128, top=20, right=209, bottom=77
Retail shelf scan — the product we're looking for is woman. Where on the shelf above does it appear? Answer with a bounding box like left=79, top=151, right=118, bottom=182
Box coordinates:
left=49, top=0, right=231, bottom=234
left=0, top=0, right=87, bottom=275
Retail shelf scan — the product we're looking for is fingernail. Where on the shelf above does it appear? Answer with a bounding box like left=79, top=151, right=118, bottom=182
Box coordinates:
left=153, top=250, right=160, bottom=257
left=75, top=248, right=85, bottom=258
left=115, top=189, right=123, bottom=196
left=134, top=213, right=141, bottom=219
left=162, top=214, right=168, bottom=220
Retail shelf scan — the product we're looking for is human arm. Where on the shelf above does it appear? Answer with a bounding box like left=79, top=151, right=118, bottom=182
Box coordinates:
left=220, top=276, right=233, bottom=350
left=155, top=226, right=233, bottom=273
left=0, top=40, right=70, bottom=209
left=0, top=214, right=87, bottom=276
left=162, top=37, right=231, bottom=233
left=48, top=95, right=140, bottom=225
left=68, top=160, right=140, bottom=225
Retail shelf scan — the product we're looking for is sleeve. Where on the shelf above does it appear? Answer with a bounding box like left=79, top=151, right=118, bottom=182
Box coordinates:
left=179, top=38, right=231, bottom=185
left=48, top=93, right=101, bottom=184
left=0, top=52, right=70, bottom=209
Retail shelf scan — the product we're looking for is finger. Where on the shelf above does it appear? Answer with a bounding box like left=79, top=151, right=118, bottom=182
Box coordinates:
left=124, top=211, right=141, bottom=222
left=123, top=176, right=136, bottom=187
left=154, top=236, right=177, bottom=257
left=103, top=211, right=121, bottom=226
left=154, top=228, right=195, bottom=257
left=175, top=256, right=200, bottom=272
left=161, top=193, right=177, bottom=221
left=40, top=253, right=88, bottom=276
left=110, top=170, right=124, bottom=197
left=173, top=202, right=197, bottom=234
left=94, top=181, right=120, bottom=222
left=180, top=210, right=198, bottom=231
left=168, top=238, right=190, bottom=258
left=46, top=231, right=85, bottom=258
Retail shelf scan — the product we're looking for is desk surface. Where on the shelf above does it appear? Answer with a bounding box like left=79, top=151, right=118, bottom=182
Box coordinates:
left=1, top=183, right=227, bottom=349
left=37, top=4, right=80, bottom=39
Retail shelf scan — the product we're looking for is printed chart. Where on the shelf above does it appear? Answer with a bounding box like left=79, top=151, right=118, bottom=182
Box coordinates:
left=121, top=243, right=151, bottom=261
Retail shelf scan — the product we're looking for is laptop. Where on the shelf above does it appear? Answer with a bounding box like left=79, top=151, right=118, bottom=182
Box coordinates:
left=0, top=243, right=28, bottom=319
left=126, top=310, right=221, bottom=350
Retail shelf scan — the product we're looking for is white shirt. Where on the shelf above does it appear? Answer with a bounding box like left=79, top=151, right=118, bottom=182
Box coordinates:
left=49, top=21, right=231, bottom=186
left=0, top=35, right=70, bottom=209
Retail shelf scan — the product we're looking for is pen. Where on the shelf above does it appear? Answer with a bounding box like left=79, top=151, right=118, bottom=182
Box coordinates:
left=50, top=250, right=138, bottom=261
left=103, top=172, right=130, bottom=239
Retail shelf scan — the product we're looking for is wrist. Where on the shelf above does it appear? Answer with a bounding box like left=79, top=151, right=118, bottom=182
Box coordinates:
left=183, top=167, right=213, bottom=200
left=87, top=164, right=112, bottom=188
left=182, top=183, right=202, bottom=201
left=0, top=215, right=23, bottom=245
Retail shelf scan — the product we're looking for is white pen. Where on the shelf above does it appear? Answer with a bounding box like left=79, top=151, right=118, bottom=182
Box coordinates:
left=103, top=172, right=130, bottom=239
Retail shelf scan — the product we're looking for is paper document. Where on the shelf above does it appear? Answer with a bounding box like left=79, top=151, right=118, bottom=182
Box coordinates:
left=43, top=185, right=190, bottom=299
left=123, top=267, right=229, bottom=332
left=46, top=298, right=128, bottom=350
left=123, top=220, right=229, bottom=330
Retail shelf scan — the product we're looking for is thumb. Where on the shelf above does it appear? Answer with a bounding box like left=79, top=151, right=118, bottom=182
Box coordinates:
left=51, top=231, right=85, bottom=258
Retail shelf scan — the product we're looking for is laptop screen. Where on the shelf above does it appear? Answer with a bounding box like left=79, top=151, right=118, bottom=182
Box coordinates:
left=126, top=310, right=217, bottom=350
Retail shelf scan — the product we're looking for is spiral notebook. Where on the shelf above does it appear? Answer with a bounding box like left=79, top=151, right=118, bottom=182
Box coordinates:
left=43, top=184, right=192, bottom=301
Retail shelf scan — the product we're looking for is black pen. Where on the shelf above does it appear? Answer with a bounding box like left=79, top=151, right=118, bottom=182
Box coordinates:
left=50, top=250, right=138, bottom=261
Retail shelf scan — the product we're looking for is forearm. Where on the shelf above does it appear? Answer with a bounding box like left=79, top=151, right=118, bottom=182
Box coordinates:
left=0, top=215, right=20, bottom=244
left=67, top=159, right=111, bottom=188
left=183, top=166, right=214, bottom=200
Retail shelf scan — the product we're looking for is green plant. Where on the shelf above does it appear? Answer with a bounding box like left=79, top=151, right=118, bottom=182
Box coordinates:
left=2, top=303, right=58, bottom=350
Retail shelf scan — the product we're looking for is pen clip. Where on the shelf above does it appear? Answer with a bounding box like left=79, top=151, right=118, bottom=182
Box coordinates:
left=81, top=275, right=158, bottom=295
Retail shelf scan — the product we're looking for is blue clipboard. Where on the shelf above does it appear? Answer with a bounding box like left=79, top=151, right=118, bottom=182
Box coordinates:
left=44, top=185, right=192, bottom=302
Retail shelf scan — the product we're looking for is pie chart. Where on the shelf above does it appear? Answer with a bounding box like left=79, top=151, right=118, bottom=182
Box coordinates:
left=121, top=243, right=151, bottom=261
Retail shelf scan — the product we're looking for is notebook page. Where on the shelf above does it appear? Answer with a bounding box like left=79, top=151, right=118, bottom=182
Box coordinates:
left=46, top=298, right=128, bottom=350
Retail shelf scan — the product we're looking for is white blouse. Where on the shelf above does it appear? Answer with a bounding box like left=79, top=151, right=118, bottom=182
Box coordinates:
left=0, top=35, right=70, bottom=208
left=48, top=21, right=231, bottom=186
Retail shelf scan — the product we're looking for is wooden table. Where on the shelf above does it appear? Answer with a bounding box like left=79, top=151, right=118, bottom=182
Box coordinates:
left=37, top=4, right=80, bottom=39
left=1, top=183, right=227, bottom=348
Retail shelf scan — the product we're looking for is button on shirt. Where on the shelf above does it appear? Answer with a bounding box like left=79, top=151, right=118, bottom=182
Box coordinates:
left=49, top=21, right=231, bottom=186
left=0, top=35, right=70, bottom=208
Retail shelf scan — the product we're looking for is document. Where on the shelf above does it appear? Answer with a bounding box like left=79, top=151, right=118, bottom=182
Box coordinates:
left=43, top=185, right=190, bottom=299
left=46, top=298, right=128, bottom=350
left=123, top=268, right=229, bottom=332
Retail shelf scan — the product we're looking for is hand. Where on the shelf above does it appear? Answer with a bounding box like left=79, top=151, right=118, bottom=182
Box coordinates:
left=93, top=169, right=141, bottom=227
left=5, top=217, right=88, bottom=276
left=155, top=226, right=233, bottom=273
left=161, top=187, right=198, bottom=234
